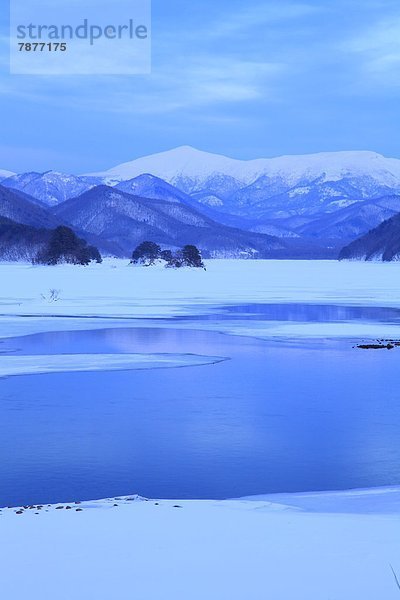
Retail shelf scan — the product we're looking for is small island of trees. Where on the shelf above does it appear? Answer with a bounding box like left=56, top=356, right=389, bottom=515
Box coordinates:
left=34, top=226, right=102, bottom=266
left=131, top=241, right=205, bottom=269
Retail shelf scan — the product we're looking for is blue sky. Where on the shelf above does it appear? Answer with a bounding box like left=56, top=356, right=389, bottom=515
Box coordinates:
left=1, top=0, right=400, bottom=173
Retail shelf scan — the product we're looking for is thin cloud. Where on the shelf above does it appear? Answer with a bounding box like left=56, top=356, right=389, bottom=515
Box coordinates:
left=343, top=16, right=400, bottom=85
left=206, top=2, right=321, bottom=38
left=0, top=46, right=286, bottom=114
left=0, top=1, right=301, bottom=114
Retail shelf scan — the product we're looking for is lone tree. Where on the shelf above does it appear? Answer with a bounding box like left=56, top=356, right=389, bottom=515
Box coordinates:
left=182, top=245, right=205, bottom=269
left=131, top=241, right=161, bottom=266
left=35, top=226, right=102, bottom=266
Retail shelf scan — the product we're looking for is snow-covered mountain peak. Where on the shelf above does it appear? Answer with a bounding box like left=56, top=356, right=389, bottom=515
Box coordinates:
left=0, top=169, right=16, bottom=181
left=1, top=170, right=95, bottom=206
left=129, top=173, right=165, bottom=184
left=86, top=145, right=257, bottom=184
left=86, top=147, right=400, bottom=191
left=267, top=150, right=400, bottom=185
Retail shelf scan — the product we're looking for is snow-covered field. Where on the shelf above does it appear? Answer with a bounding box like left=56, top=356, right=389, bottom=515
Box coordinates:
left=1, top=259, right=400, bottom=599
left=1, top=489, right=400, bottom=600
left=3, top=258, right=400, bottom=315
left=1, top=258, right=400, bottom=340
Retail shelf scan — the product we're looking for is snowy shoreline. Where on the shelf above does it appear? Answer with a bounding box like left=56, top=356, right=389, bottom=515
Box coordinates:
left=1, top=487, right=400, bottom=599
left=4, top=484, right=400, bottom=513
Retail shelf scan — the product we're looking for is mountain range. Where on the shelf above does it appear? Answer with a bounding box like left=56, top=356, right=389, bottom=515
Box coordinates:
left=0, top=216, right=50, bottom=261
left=1, top=171, right=95, bottom=206
left=2, top=146, right=400, bottom=260
left=0, top=185, right=61, bottom=229
left=340, top=213, right=400, bottom=261
left=87, top=146, right=400, bottom=220
left=51, top=186, right=320, bottom=258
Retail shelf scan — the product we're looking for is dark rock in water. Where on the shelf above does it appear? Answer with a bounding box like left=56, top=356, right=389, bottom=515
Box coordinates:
left=357, top=343, right=395, bottom=350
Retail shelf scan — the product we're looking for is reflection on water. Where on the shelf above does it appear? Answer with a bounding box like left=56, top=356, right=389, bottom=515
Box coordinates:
left=0, top=326, right=224, bottom=356
left=0, top=304, right=400, bottom=506
left=201, top=303, right=400, bottom=323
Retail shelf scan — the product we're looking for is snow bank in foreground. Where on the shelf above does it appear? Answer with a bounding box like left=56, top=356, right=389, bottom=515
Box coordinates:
left=1, top=489, right=400, bottom=600
left=0, top=353, right=225, bottom=378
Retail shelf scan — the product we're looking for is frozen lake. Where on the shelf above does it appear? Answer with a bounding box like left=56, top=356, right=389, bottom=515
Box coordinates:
left=1, top=303, right=400, bottom=506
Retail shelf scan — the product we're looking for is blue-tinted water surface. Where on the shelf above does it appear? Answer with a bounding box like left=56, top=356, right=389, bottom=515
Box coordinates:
left=1, top=304, right=400, bottom=505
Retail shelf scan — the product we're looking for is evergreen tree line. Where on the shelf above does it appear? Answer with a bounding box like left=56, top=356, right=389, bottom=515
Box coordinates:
left=131, top=241, right=205, bottom=269
left=31, top=227, right=205, bottom=269
left=34, top=226, right=102, bottom=266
